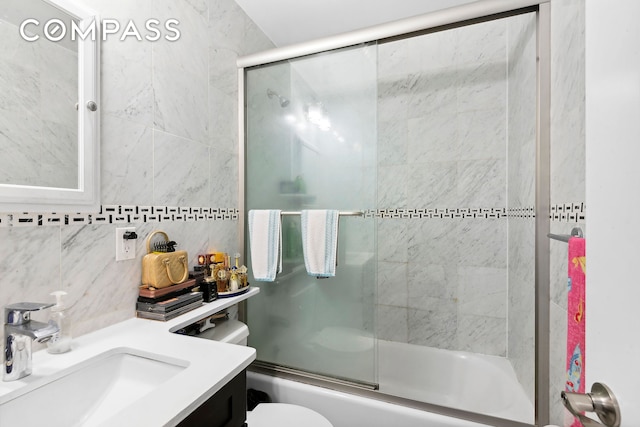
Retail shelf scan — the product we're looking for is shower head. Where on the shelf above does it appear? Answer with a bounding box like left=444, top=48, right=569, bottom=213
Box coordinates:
left=267, top=89, right=290, bottom=108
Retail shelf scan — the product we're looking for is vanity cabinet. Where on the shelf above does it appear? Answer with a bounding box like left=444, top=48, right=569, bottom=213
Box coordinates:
left=177, top=369, right=247, bottom=427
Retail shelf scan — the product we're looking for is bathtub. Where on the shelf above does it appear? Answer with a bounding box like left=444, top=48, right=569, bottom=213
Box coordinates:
left=247, top=339, right=534, bottom=427
left=378, top=340, right=534, bottom=424
left=248, top=371, right=490, bottom=427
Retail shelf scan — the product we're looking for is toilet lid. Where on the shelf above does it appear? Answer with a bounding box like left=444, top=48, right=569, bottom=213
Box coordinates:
left=247, top=403, right=333, bottom=427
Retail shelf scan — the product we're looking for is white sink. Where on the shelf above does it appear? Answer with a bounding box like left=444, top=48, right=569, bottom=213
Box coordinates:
left=0, top=347, right=188, bottom=427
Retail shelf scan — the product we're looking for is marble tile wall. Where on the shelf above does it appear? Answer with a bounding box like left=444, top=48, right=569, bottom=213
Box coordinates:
left=376, top=6, right=585, bottom=410
left=376, top=18, right=510, bottom=357
left=507, top=12, right=537, bottom=403
left=0, top=19, right=78, bottom=189
left=0, top=0, right=274, bottom=350
left=549, top=0, right=586, bottom=424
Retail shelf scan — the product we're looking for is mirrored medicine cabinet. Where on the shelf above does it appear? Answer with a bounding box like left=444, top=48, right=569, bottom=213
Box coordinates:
left=0, top=0, right=100, bottom=212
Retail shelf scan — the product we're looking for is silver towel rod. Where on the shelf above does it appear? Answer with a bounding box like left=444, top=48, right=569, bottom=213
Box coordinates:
left=280, top=210, right=364, bottom=217
left=547, top=226, right=583, bottom=243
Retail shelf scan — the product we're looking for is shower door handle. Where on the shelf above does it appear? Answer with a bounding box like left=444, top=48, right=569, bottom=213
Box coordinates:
left=561, top=382, right=621, bottom=427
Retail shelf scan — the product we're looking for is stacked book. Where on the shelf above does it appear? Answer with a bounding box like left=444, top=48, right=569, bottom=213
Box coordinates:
left=137, top=278, right=203, bottom=321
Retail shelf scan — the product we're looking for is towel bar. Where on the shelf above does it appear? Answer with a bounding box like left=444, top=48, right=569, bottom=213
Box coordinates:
left=280, top=210, right=364, bottom=217
left=547, top=226, right=583, bottom=243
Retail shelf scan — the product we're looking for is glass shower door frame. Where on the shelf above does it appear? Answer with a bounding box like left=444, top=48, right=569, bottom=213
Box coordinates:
left=237, top=1, right=551, bottom=425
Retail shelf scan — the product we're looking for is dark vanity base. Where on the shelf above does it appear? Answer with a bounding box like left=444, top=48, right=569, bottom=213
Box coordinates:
left=178, top=369, right=247, bottom=427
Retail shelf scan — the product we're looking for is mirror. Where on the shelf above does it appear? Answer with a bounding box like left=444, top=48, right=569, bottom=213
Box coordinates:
left=0, top=0, right=99, bottom=212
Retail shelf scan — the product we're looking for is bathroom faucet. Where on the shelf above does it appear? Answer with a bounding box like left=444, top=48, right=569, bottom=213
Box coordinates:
left=3, top=302, right=59, bottom=382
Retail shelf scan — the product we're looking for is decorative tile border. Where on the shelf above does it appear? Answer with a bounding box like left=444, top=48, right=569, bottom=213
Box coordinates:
left=0, top=206, right=239, bottom=228
left=367, top=208, right=507, bottom=219
left=550, top=202, right=585, bottom=222
left=0, top=203, right=584, bottom=228
left=369, top=203, right=585, bottom=222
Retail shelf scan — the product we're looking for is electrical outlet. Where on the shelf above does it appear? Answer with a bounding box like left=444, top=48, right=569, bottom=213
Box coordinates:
left=115, top=227, right=136, bottom=261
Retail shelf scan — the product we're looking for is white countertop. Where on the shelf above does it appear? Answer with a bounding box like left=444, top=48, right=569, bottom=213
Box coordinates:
left=0, top=287, right=260, bottom=426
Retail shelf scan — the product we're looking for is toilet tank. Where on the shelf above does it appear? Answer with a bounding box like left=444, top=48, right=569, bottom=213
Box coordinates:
left=197, top=318, right=249, bottom=346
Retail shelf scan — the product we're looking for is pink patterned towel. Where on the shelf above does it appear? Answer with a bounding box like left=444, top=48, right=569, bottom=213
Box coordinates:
left=565, top=236, right=586, bottom=427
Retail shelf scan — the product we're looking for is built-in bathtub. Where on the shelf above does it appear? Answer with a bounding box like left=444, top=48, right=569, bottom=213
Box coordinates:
left=248, top=371, right=491, bottom=427
left=378, top=340, right=534, bottom=423
left=248, top=339, right=534, bottom=427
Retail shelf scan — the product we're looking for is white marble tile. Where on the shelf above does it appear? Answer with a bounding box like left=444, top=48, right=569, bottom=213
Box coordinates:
left=456, top=219, right=507, bottom=269
left=458, top=266, right=507, bottom=318
left=457, top=314, right=506, bottom=356
left=457, top=108, right=506, bottom=161
left=210, top=47, right=239, bottom=98
left=100, top=38, right=153, bottom=126
left=377, top=261, right=407, bottom=307
left=39, top=53, right=77, bottom=129
left=508, top=140, right=536, bottom=207
left=408, top=308, right=457, bottom=349
left=0, top=109, right=44, bottom=186
left=412, top=28, right=458, bottom=72
left=377, top=76, right=411, bottom=122
left=101, top=114, right=154, bottom=205
left=153, top=61, right=209, bottom=144
left=154, top=0, right=208, bottom=78
left=377, top=305, right=408, bottom=343
left=152, top=0, right=209, bottom=143
left=60, top=222, right=152, bottom=338
left=507, top=289, right=535, bottom=379
left=408, top=219, right=459, bottom=266
left=208, top=0, right=248, bottom=53
left=0, top=60, right=40, bottom=112
left=455, top=18, right=507, bottom=66
left=408, top=161, right=458, bottom=208
left=407, top=113, right=459, bottom=164
left=241, top=14, right=276, bottom=55
left=378, top=40, right=416, bottom=79
left=34, top=40, right=77, bottom=90
left=456, top=158, right=506, bottom=207
left=84, top=0, right=154, bottom=126
left=210, top=149, right=238, bottom=208
left=378, top=119, right=408, bottom=166
left=456, top=61, right=507, bottom=114
left=377, top=165, right=408, bottom=209
left=408, top=263, right=458, bottom=307
left=0, top=21, right=40, bottom=72
left=551, top=104, right=585, bottom=204
left=209, top=86, right=238, bottom=152
left=153, top=130, right=210, bottom=206
left=376, top=219, right=409, bottom=263
left=407, top=69, right=458, bottom=120
left=40, top=120, right=78, bottom=189
left=0, top=227, right=62, bottom=309
left=550, top=0, right=585, bottom=206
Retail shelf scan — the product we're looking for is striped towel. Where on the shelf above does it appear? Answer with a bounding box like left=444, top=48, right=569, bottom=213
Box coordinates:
left=248, top=210, right=282, bottom=281
left=301, top=210, right=339, bottom=277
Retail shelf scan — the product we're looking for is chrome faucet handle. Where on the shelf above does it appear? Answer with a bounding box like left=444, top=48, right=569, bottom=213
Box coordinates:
left=5, top=302, right=55, bottom=325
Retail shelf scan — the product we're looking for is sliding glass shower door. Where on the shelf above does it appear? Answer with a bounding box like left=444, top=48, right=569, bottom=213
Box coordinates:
left=244, top=44, right=378, bottom=385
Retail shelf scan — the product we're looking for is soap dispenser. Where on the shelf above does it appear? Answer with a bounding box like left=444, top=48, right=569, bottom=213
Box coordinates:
left=47, top=291, right=71, bottom=354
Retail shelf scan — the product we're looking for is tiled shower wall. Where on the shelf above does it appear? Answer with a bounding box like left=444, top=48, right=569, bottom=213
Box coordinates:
left=376, top=4, right=586, bottom=412
left=0, top=0, right=273, bottom=346
left=376, top=19, right=512, bottom=356
left=507, top=12, right=537, bottom=402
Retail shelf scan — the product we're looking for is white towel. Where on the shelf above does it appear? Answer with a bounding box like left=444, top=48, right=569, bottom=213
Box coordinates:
left=248, top=210, right=282, bottom=281
left=301, top=210, right=339, bottom=277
